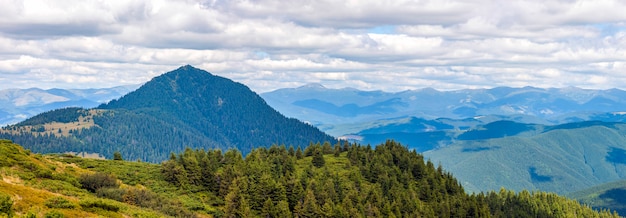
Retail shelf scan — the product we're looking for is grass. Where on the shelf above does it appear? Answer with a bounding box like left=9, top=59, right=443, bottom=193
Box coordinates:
left=0, top=139, right=189, bottom=217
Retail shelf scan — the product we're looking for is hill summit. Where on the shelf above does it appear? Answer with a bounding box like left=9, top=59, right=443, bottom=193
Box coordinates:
left=1, top=65, right=336, bottom=162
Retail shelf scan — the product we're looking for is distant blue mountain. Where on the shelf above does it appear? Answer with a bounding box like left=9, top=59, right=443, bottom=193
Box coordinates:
left=261, top=85, right=626, bottom=137
left=0, top=85, right=139, bottom=126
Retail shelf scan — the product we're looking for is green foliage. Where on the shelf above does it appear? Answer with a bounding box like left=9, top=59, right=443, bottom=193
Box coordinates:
left=43, top=210, right=65, bottom=218
left=0, top=193, right=12, bottom=216
left=79, top=199, right=120, bottom=212
left=96, top=187, right=126, bottom=202
left=44, top=196, right=76, bottom=209
left=0, top=139, right=29, bottom=168
left=24, top=211, right=37, bottom=218
left=160, top=140, right=619, bottom=217
left=0, top=135, right=620, bottom=217
left=79, top=172, right=118, bottom=193
left=113, top=151, right=123, bottom=161
left=311, top=149, right=325, bottom=168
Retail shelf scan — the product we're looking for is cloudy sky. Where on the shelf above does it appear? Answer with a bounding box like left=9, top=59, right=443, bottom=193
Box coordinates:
left=1, top=0, right=625, bottom=92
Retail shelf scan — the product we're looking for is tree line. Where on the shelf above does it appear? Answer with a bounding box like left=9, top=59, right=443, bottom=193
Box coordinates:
left=161, top=140, right=619, bottom=217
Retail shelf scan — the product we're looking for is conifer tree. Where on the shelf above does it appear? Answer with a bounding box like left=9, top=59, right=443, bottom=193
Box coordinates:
left=312, top=150, right=325, bottom=168
left=295, top=146, right=303, bottom=159
left=224, top=178, right=251, bottom=218
left=261, top=198, right=276, bottom=218
left=300, top=189, right=320, bottom=217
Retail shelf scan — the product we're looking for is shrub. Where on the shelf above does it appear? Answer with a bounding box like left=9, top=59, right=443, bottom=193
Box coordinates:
left=80, top=172, right=118, bottom=192
left=123, top=188, right=159, bottom=208
left=44, top=196, right=76, bottom=209
left=113, top=151, right=123, bottom=161
left=0, top=193, right=13, bottom=216
left=44, top=210, right=65, bottom=218
left=79, top=199, right=120, bottom=212
left=96, top=187, right=125, bottom=202
left=20, top=162, right=39, bottom=171
left=36, top=169, right=53, bottom=179
left=52, top=173, right=80, bottom=187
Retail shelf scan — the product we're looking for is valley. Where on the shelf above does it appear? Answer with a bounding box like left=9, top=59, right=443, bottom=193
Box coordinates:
left=2, top=65, right=626, bottom=216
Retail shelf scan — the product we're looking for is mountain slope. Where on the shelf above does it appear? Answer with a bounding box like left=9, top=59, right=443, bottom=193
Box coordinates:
left=568, top=180, right=626, bottom=215
left=423, top=123, right=626, bottom=195
left=0, top=65, right=336, bottom=162
left=0, top=85, right=138, bottom=126
left=0, top=139, right=190, bottom=217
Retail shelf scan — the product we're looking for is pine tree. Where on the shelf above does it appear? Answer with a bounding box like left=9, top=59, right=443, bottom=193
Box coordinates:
left=300, top=189, right=320, bottom=217
left=320, top=199, right=334, bottom=218
left=296, top=146, right=303, bottom=159
left=312, top=150, right=325, bottom=168
left=288, top=146, right=295, bottom=157
left=261, top=198, right=276, bottom=218
left=224, top=178, right=252, bottom=218
left=322, top=141, right=333, bottom=154
left=334, top=143, right=341, bottom=157
left=276, top=200, right=293, bottom=218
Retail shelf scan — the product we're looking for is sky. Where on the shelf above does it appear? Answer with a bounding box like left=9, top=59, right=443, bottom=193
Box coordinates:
left=1, top=0, right=626, bottom=93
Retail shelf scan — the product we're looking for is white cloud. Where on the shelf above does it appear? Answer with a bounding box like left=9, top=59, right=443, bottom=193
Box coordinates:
left=0, top=0, right=626, bottom=92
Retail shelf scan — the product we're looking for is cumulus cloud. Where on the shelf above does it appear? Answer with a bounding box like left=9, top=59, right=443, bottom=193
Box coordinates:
left=0, top=0, right=625, bottom=92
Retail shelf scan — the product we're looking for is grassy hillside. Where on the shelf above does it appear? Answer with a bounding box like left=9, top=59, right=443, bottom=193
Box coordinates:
left=0, top=139, right=194, bottom=217
left=0, top=139, right=619, bottom=217
left=424, top=124, right=626, bottom=195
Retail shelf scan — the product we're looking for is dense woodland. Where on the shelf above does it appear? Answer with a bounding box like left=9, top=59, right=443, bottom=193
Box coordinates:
left=159, top=140, right=618, bottom=217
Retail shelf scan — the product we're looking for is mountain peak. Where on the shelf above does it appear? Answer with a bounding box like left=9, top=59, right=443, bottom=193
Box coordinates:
left=91, top=66, right=336, bottom=160
left=299, top=83, right=326, bottom=89
left=175, top=64, right=203, bottom=72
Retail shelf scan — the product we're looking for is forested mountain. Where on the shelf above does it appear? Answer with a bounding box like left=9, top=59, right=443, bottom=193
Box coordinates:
left=568, top=180, right=626, bottom=215
left=423, top=122, right=626, bottom=195
left=0, top=65, right=335, bottom=162
left=0, top=85, right=137, bottom=126
left=0, top=139, right=618, bottom=217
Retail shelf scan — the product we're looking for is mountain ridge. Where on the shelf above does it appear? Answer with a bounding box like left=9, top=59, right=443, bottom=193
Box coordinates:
left=1, top=65, right=336, bottom=162
left=262, top=85, right=626, bottom=134
left=0, top=85, right=139, bottom=126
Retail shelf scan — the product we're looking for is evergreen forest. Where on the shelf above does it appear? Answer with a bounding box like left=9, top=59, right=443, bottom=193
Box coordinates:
left=0, top=139, right=621, bottom=217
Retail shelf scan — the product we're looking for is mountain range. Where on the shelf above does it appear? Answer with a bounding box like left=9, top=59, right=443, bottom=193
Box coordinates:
left=0, top=85, right=139, bottom=126
left=0, top=65, right=335, bottom=162
left=263, top=83, right=626, bottom=213
left=261, top=84, right=626, bottom=136
left=3, top=68, right=626, bottom=213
